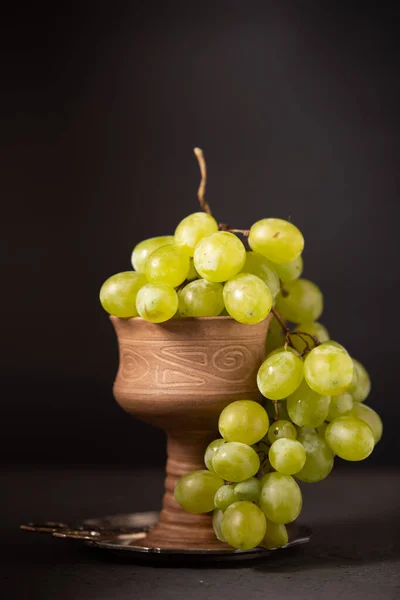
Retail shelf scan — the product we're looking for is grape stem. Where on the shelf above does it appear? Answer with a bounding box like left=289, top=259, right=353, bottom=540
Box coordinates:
left=271, top=308, right=320, bottom=355
left=273, top=401, right=280, bottom=421
left=193, top=148, right=212, bottom=215
left=218, top=223, right=250, bottom=236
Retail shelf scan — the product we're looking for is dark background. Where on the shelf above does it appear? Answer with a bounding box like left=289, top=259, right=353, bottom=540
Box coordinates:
left=2, top=1, right=399, bottom=468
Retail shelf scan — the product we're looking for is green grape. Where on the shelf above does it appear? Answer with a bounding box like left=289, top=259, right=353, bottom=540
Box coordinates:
left=253, top=440, right=272, bottom=475
left=241, top=251, right=280, bottom=299
left=267, top=420, right=297, bottom=444
left=221, top=501, right=267, bottom=550
left=193, top=231, right=246, bottom=283
left=145, top=244, right=190, bottom=288
left=248, top=218, right=304, bottom=264
left=264, top=399, right=290, bottom=422
left=270, top=255, right=303, bottom=284
left=291, top=321, right=330, bottom=354
left=326, top=393, right=353, bottom=421
left=348, top=359, right=371, bottom=402
left=218, top=400, right=269, bottom=446
left=212, top=442, right=260, bottom=482
left=186, top=258, right=199, bottom=281
left=260, top=520, right=289, bottom=549
left=259, top=472, right=302, bottom=524
left=136, top=283, right=178, bottom=323
left=265, top=317, right=285, bottom=355
left=351, top=404, right=383, bottom=444
left=223, top=273, right=273, bottom=324
left=178, top=279, right=224, bottom=317
left=214, top=485, right=236, bottom=511
left=324, top=340, right=348, bottom=351
left=257, top=351, right=304, bottom=400
left=296, top=429, right=334, bottom=482
left=174, top=470, right=224, bottom=514
left=204, top=439, right=226, bottom=473
left=212, top=509, right=226, bottom=542
left=316, top=422, right=328, bottom=438
left=287, top=380, right=330, bottom=428
left=275, top=279, right=323, bottom=324
left=131, top=236, right=174, bottom=272
left=325, top=416, right=375, bottom=461
left=269, top=438, right=306, bottom=475
left=233, top=477, right=261, bottom=502
left=99, top=271, right=146, bottom=318
left=267, top=346, right=300, bottom=358
left=174, top=212, right=219, bottom=256
left=304, top=342, right=354, bottom=396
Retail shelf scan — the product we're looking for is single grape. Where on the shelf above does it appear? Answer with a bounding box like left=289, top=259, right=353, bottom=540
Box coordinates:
left=351, top=404, right=383, bottom=444
left=267, top=346, right=300, bottom=358
left=204, top=439, right=226, bottom=473
left=269, top=438, right=306, bottom=475
left=145, top=244, right=190, bottom=288
left=131, top=236, right=174, bottom=273
left=259, top=472, right=302, bottom=524
left=193, top=231, right=246, bottom=283
left=233, top=477, right=261, bottom=502
left=260, top=520, right=289, bottom=549
left=218, top=400, right=269, bottom=445
left=257, top=351, right=304, bottom=400
left=99, top=271, right=147, bottom=318
left=212, top=509, right=227, bottom=542
left=267, top=420, right=297, bottom=444
left=186, top=258, right=199, bottom=281
left=174, top=470, right=224, bottom=514
left=223, top=273, right=273, bottom=324
left=304, top=342, right=354, bottom=396
left=296, top=429, right=334, bottom=482
left=136, top=283, right=178, bottom=323
left=270, top=255, right=303, bottom=284
left=265, top=317, right=285, bottom=355
left=326, top=393, right=353, bottom=421
left=348, top=359, right=371, bottom=402
left=174, top=212, right=219, bottom=256
left=214, top=485, right=236, bottom=511
left=275, top=279, right=323, bottom=324
left=248, top=218, right=304, bottom=264
left=221, top=501, right=267, bottom=550
left=178, top=279, right=224, bottom=317
left=323, top=340, right=348, bottom=352
left=241, top=251, right=280, bottom=299
left=212, top=442, right=260, bottom=482
left=325, top=416, right=375, bottom=461
left=291, top=321, right=330, bottom=354
left=287, top=380, right=330, bottom=428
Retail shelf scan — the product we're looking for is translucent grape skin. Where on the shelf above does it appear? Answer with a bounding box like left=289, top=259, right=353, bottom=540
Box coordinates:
left=287, top=380, right=331, bottom=428
left=296, top=429, right=334, bottom=483
left=257, top=351, right=304, bottom=400
left=351, top=403, right=383, bottom=444
left=178, top=279, right=224, bottom=317
left=275, top=279, right=323, bottom=324
left=204, top=439, right=226, bottom=473
left=270, top=255, right=303, bottom=284
left=174, top=212, right=219, bottom=256
left=267, top=420, right=297, bottom=444
left=291, top=321, right=330, bottom=354
left=212, top=442, right=260, bottom=482
left=174, top=470, right=224, bottom=514
left=193, top=231, right=246, bottom=283
left=260, top=520, right=289, bottom=549
left=131, top=236, right=174, bottom=273
left=325, top=416, right=375, bottom=461
left=267, top=346, right=300, bottom=358
left=99, top=271, right=146, bottom=318
left=212, top=509, right=227, bottom=542
left=259, top=472, right=303, bottom=524
left=223, top=273, right=273, bottom=324
left=233, top=477, right=261, bottom=502
left=186, top=258, right=199, bottom=281
left=218, top=400, right=270, bottom=446
left=145, top=244, right=190, bottom=288
left=241, top=251, right=280, bottom=299
left=349, top=359, right=371, bottom=402
left=326, top=393, right=353, bottom=421
left=248, top=218, right=304, bottom=265
left=221, top=501, right=267, bottom=550
left=136, top=283, right=178, bottom=323
left=304, top=342, right=354, bottom=396
left=269, top=438, right=306, bottom=475
left=214, top=485, right=236, bottom=511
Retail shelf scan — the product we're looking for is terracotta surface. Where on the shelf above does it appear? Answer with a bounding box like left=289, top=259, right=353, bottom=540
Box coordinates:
left=111, top=315, right=271, bottom=549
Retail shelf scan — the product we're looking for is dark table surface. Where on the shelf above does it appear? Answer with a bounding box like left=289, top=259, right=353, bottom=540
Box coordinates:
left=1, top=466, right=399, bottom=599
